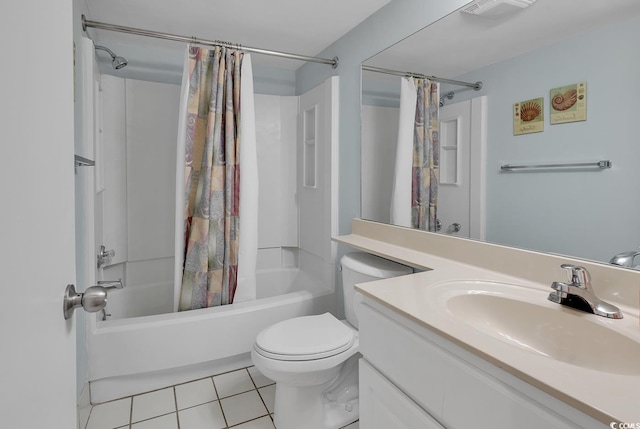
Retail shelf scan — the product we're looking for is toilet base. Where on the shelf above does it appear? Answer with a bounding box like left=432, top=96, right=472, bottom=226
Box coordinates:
left=272, top=355, right=359, bottom=429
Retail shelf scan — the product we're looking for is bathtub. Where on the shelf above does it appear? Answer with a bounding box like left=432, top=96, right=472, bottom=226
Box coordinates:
left=87, top=266, right=336, bottom=403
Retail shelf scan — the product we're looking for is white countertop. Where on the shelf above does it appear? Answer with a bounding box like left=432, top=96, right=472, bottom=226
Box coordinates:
left=335, top=223, right=640, bottom=425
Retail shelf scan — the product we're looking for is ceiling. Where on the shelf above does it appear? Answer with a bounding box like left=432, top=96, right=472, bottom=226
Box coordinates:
left=365, top=0, right=640, bottom=81
left=83, top=0, right=390, bottom=78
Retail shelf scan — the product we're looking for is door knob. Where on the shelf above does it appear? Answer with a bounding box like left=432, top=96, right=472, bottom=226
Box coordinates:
left=63, top=284, right=109, bottom=320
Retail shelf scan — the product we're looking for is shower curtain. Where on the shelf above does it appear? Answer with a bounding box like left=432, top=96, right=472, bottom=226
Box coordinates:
left=390, top=77, right=440, bottom=231
left=175, top=46, right=258, bottom=311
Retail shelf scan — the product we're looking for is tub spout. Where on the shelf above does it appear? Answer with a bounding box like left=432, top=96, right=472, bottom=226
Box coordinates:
left=97, top=279, right=124, bottom=290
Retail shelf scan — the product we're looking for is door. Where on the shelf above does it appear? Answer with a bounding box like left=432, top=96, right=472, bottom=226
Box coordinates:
left=438, top=96, right=487, bottom=240
left=0, top=0, right=77, bottom=427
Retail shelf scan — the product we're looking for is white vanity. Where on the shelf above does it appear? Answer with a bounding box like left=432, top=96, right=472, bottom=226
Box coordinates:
left=335, top=219, right=640, bottom=429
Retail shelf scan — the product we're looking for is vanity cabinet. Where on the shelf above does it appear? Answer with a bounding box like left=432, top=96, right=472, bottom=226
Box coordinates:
left=357, top=297, right=607, bottom=429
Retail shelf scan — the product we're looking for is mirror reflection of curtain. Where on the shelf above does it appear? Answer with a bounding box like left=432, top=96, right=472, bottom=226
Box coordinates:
left=390, top=77, right=439, bottom=231
left=177, top=46, right=258, bottom=311
left=412, top=78, right=439, bottom=231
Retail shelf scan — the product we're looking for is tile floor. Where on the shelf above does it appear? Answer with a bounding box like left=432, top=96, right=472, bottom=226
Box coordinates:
left=84, top=366, right=359, bottom=429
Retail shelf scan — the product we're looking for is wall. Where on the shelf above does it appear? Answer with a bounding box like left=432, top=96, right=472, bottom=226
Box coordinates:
left=449, top=15, right=640, bottom=262
left=99, top=78, right=179, bottom=317
left=255, top=94, right=300, bottom=270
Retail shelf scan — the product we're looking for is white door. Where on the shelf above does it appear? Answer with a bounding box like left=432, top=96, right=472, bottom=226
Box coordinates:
left=438, top=96, right=487, bottom=240
left=0, top=0, right=77, bottom=427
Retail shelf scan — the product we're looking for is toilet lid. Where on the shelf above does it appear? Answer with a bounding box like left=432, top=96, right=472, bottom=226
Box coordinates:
left=255, top=313, right=355, bottom=361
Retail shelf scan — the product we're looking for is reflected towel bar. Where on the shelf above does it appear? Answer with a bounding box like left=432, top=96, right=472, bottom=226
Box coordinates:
left=500, top=160, right=611, bottom=171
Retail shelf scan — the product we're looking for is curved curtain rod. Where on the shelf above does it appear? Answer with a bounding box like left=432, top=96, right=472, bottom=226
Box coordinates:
left=362, top=65, right=483, bottom=91
left=82, top=15, right=339, bottom=69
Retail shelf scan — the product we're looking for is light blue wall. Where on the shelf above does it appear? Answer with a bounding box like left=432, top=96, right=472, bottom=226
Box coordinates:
left=449, top=15, right=640, bottom=262
left=296, top=0, right=469, bottom=235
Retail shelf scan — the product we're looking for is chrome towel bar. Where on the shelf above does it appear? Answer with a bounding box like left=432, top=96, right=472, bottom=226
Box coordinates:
left=500, top=160, right=611, bottom=172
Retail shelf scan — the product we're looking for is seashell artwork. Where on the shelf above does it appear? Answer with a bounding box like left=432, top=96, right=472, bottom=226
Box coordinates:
left=551, top=89, right=578, bottom=111
left=550, top=82, right=587, bottom=124
left=514, top=97, right=544, bottom=135
left=520, top=101, right=542, bottom=121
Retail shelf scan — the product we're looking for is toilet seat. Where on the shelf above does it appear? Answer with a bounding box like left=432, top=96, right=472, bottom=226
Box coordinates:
left=254, top=313, right=355, bottom=361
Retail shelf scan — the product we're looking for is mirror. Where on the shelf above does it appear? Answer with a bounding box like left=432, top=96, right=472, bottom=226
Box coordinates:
left=361, top=0, right=640, bottom=267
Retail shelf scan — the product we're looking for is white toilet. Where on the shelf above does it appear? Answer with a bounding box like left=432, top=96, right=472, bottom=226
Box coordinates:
left=251, top=252, right=412, bottom=429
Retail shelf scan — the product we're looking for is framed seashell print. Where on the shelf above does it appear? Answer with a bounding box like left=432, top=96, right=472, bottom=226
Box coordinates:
left=550, top=82, right=587, bottom=124
left=513, top=97, right=544, bottom=135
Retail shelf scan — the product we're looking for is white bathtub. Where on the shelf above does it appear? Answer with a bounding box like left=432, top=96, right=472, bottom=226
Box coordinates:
left=87, top=267, right=336, bottom=403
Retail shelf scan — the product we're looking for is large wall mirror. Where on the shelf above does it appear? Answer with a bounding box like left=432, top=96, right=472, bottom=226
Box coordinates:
left=361, top=0, right=640, bottom=268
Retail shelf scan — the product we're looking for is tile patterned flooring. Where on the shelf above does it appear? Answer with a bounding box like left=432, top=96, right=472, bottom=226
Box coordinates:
left=83, top=366, right=359, bottom=429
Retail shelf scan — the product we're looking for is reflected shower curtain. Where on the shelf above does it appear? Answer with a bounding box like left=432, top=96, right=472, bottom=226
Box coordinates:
left=390, top=77, right=439, bottom=230
left=411, top=78, right=439, bottom=230
left=175, top=46, right=258, bottom=311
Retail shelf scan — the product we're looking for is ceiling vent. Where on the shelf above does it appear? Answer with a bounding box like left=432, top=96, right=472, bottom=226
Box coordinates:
left=461, top=0, right=536, bottom=17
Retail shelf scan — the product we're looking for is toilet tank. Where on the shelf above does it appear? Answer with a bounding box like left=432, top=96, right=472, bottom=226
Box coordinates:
left=341, top=252, right=412, bottom=329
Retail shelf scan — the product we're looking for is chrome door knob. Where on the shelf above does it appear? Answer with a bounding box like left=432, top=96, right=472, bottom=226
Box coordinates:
left=63, top=284, right=109, bottom=320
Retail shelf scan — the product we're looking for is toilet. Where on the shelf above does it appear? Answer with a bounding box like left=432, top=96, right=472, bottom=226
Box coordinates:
left=251, top=252, right=412, bottom=429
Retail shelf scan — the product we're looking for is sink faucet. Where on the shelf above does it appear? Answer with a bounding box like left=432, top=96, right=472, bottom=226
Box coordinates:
left=548, top=264, right=623, bottom=319
left=609, top=250, right=640, bottom=268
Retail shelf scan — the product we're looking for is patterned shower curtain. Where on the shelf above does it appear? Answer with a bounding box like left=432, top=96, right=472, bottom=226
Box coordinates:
left=178, top=46, right=244, bottom=311
left=411, top=78, right=440, bottom=231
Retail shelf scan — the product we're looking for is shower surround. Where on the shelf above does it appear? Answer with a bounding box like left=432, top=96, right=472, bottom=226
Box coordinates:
left=88, top=77, right=338, bottom=402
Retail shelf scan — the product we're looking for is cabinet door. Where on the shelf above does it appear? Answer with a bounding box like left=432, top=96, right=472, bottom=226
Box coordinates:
left=360, top=360, right=445, bottom=429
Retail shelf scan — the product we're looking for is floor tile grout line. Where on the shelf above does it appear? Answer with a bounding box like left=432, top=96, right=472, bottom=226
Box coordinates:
left=130, top=411, right=176, bottom=426
left=255, top=385, right=271, bottom=416
left=246, top=367, right=258, bottom=389
left=227, top=413, right=272, bottom=428
left=217, top=386, right=263, bottom=401
left=211, top=376, right=230, bottom=428
left=245, top=366, right=273, bottom=418
left=128, top=396, right=133, bottom=428
left=173, top=386, right=181, bottom=429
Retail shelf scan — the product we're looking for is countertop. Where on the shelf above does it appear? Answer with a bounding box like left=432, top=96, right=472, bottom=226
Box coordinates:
left=335, top=222, right=640, bottom=425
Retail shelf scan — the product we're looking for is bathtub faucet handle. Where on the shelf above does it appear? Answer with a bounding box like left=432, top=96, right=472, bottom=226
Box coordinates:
left=97, top=245, right=116, bottom=268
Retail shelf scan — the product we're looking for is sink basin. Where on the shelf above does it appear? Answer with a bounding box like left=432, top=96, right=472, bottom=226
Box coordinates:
left=430, top=281, right=640, bottom=375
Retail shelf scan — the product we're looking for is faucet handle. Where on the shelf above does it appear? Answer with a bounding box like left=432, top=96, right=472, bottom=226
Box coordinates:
left=560, top=264, right=591, bottom=288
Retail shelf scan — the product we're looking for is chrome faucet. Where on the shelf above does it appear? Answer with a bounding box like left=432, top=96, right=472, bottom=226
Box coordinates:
left=609, top=251, right=640, bottom=268
left=548, top=264, right=623, bottom=319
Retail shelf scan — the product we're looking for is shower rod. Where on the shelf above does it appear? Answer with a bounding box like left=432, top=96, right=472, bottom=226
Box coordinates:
left=362, top=65, right=483, bottom=90
left=82, top=15, right=339, bottom=69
